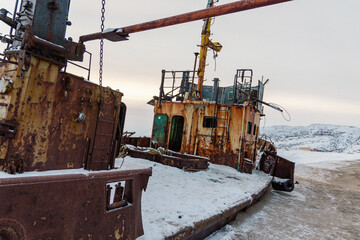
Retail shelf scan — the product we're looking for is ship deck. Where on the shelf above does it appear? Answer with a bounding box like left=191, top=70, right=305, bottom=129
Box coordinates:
left=119, top=156, right=272, bottom=240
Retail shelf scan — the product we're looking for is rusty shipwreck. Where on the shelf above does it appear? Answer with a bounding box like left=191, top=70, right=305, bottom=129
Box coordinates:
left=0, top=0, right=294, bottom=239
left=144, top=0, right=295, bottom=189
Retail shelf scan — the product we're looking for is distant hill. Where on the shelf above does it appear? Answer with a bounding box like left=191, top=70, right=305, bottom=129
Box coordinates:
left=260, top=124, right=360, bottom=154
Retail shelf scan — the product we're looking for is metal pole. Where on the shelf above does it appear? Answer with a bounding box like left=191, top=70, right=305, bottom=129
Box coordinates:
left=190, top=52, right=199, bottom=98
left=159, top=70, right=166, bottom=107
left=80, top=0, right=293, bottom=42
left=87, top=51, right=92, bottom=80
left=7, top=0, right=20, bottom=49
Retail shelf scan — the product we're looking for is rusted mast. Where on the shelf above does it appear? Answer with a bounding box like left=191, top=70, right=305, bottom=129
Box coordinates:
left=196, top=0, right=223, bottom=100
left=196, top=0, right=215, bottom=100
left=79, top=0, right=293, bottom=43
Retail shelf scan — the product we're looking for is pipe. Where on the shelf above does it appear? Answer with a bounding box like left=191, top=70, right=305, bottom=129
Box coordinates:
left=190, top=52, right=199, bottom=99
left=80, top=0, right=292, bottom=42
left=237, top=101, right=248, bottom=171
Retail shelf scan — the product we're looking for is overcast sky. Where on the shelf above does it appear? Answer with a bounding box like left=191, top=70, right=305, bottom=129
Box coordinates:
left=1, top=0, right=359, bottom=136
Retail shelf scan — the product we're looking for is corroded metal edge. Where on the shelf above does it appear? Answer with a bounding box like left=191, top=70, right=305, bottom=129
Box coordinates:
left=127, top=148, right=209, bottom=171
left=0, top=168, right=152, bottom=240
left=165, top=177, right=272, bottom=240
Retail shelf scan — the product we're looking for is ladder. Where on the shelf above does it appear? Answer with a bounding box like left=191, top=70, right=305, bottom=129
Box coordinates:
left=217, top=105, right=230, bottom=129
left=233, top=69, right=253, bottom=103
left=210, top=104, right=232, bottom=142
left=85, top=96, right=119, bottom=171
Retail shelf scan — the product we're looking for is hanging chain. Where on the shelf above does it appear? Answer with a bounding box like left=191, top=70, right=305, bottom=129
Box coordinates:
left=99, top=0, right=106, bottom=86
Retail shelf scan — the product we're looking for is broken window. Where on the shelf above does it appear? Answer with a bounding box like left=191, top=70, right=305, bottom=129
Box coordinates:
left=168, top=115, right=185, bottom=152
left=228, top=91, right=233, bottom=100
left=247, top=122, right=252, bottom=135
left=106, top=180, right=132, bottom=211
left=203, top=117, right=217, bottom=128
left=253, top=124, right=257, bottom=135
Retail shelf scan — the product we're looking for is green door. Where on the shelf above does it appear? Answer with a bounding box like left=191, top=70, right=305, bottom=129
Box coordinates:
left=168, top=116, right=184, bottom=152
left=152, top=114, right=168, bottom=146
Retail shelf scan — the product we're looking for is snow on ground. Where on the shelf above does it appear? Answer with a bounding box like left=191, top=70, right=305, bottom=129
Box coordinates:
left=0, top=168, right=92, bottom=179
left=277, top=149, right=360, bottom=166
left=118, top=156, right=272, bottom=240
left=262, top=124, right=360, bottom=153
left=205, top=150, right=360, bottom=240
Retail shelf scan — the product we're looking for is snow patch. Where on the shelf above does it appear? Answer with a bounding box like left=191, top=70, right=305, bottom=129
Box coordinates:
left=118, top=156, right=272, bottom=239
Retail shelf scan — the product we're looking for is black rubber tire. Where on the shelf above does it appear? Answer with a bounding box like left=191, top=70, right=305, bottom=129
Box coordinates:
left=272, top=179, right=295, bottom=192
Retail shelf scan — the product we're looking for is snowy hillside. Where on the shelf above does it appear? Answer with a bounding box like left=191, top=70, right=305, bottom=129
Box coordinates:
left=260, top=124, right=360, bottom=154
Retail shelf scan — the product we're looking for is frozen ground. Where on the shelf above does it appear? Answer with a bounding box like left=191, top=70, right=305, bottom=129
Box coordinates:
left=261, top=124, right=360, bottom=154
left=118, top=156, right=272, bottom=240
left=206, top=150, right=360, bottom=240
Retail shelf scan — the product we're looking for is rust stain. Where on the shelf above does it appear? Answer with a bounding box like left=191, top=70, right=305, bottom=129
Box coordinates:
left=114, top=220, right=125, bottom=239
left=152, top=100, right=261, bottom=172
left=0, top=169, right=152, bottom=239
left=0, top=55, right=123, bottom=172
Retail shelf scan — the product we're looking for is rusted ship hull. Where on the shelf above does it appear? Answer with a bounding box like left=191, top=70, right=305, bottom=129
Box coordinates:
left=0, top=168, right=151, bottom=240
left=0, top=0, right=294, bottom=239
left=165, top=179, right=272, bottom=240
left=0, top=55, right=125, bottom=173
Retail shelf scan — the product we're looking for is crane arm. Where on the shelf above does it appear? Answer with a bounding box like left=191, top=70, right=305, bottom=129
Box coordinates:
left=79, top=0, right=292, bottom=43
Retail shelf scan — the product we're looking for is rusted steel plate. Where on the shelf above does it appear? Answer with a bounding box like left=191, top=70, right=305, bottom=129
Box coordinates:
left=272, top=155, right=295, bottom=182
left=258, top=138, right=277, bottom=152
left=0, top=168, right=152, bottom=240
left=0, top=55, right=123, bottom=173
left=242, top=158, right=253, bottom=174
left=127, top=148, right=209, bottom=171
left=259, top=151, right=277, bottom=175
left=122, top=137, right=151, bottom=148
left=259, top=151, right=295, bottom=182
left=86, top=86, right=121, bottom=170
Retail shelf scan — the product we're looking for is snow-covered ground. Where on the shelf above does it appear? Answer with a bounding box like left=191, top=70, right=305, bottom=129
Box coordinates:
left=121, top=147, right=360, bottom=240
left=204, top=124, right=360, bottom=239
left=261, top=124, right=360, bottom=153
left=206, top=149, right=360, bottom=240
left=118, top=157, right=272, bottom=240
left=277, top=148, right=360, bottom=166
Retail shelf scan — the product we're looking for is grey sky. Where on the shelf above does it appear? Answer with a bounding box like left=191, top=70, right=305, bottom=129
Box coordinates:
left=1, top=0, right=359, bottom=136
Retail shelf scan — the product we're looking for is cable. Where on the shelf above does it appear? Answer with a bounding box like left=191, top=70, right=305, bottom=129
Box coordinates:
left=269, top=103, right=291, bottom=122
left=262, top=115, right=266, bottom=129
left=119, top=157, right=125, bottom=169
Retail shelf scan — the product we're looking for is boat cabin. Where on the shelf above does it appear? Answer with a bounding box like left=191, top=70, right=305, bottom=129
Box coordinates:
left=151, top=69, right=266, bottom=172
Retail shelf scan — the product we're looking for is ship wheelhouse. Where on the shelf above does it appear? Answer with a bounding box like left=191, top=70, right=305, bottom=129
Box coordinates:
left=150, top=69, right=266, bottom=172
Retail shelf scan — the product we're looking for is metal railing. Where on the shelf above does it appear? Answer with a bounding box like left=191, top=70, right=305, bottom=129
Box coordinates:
left=65, top=51, right=92, bottom=80
left=159, top=70, right=198, bottom=102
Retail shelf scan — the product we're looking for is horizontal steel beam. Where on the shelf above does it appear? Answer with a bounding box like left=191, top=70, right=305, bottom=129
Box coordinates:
left=79, top=0, right=292, bottom=42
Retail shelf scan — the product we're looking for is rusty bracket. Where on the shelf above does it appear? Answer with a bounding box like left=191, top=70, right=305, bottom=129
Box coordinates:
left=259, top=150, right=295, bottom=183
left=127, top=147, right=209, bottom=171
left=0, top=121, right=17, bottom=138
left=17, top=50, right=31, bottom=72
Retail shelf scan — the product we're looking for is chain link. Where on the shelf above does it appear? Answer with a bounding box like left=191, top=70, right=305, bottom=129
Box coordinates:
left=99, top=0, right=106, bottom=86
